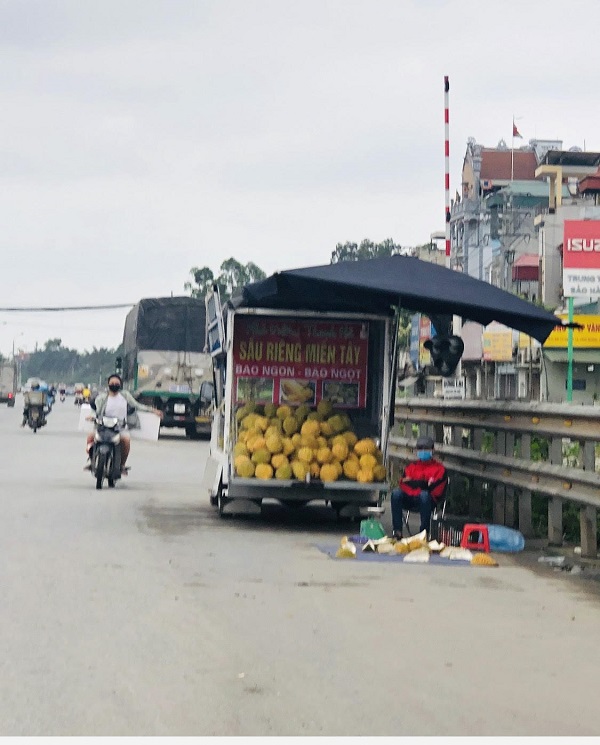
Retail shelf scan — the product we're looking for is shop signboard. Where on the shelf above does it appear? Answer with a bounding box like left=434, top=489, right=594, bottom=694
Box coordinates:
left=419, top=316, right=432, bottom=366
left=543, top=314, right=600, bottom=348
left=482, top=323, right=514, bottom=362
left=563, top=220, right=600, bottom=297
left=232, top=315, right=369, bottom=408
left=409, top=314, right=420, bottom=369
left=442, top=378, right=465, bottom=399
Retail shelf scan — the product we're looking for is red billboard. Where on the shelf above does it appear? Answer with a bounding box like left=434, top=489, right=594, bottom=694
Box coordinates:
left=233, top=315, right=369, bottom=408
left=563, top=220, right=600, bottom=297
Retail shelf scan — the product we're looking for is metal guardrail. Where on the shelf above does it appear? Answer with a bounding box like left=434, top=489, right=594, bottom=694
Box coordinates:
left=390, top=398, right=600, bottom=557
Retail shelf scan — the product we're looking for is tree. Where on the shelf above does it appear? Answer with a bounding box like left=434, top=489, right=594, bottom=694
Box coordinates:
left=184, top=267, right=215, bottom=298
left=330, top=237, right=402, bottom=264
left=185, top=258, right=266, bottom=302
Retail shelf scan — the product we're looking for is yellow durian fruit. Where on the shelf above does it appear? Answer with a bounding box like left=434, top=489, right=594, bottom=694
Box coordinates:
left=291, top=460, right=309, bottom=480
left=343, top=459, right=359, bottom=480
left=319, top=463, right=339, bottom=482
left=251, top=448, right=272, bottom=465
left=295, top=404, right=311, bottom=423
left=265, top=433, right=284, bottom=454
left=343, top=431, right=358, bottom=448
left=234, top=442, right=249, bottom=458
left=300, top=434, right=319, bottom=450
left=276, top=405, right=292, bottom=420
left=254, top=416, right=269, bottom=432
left=373, top=464, right=387, bottom=482
left=297, top=447, right=313, bottom=464
left=241, top=413, right=258, bottom=431
left=309, top=461, right=321, bottom=478
left=247, top=435, right=266, bottom=453
left=316, top=447, right=333, bottom=464
left=235, top=456, right=255, bottom=478
left=238, top=430, right=251, bottom=444
left=359, top=453, right=378, bottom=471
left=291, top=433, right=302, bottom=448
left=255, top=463, right=274, bottom=480
left=327, top=415, right=345, bottom=434
left=332, top=459, right=343, bottom=477
left=317, top=399, right=333, bottom=418
left=354, top=438, right=377, bottom=456
left=263, top=403, right=277, bottom=419
left=316, top=436, right=328, bottom=449
left=300, top=419, right=320, bottom=438
left=331, top=441, right=349, bottom=462
left=307, top=411, right=323, bottom=422
left=275, top=463, right=293, bottom=480
left=356, top=468, right=374, bottom=483
left=271, top=453, right=289, bottom=470
left=265, top=424, right=282, bottom=439
left=283, top=415, right=299, bottom=435
left=320, top=421, right=333, bottom=436
left=282, top=437, right=295, bottom=456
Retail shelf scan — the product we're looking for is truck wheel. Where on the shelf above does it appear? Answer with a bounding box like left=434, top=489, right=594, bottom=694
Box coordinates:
left=7, top=399, right=15, bottom=408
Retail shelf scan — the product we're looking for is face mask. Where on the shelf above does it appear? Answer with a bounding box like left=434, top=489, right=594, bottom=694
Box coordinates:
left=108, top=383, right=121, bottom=392
left=417, top=450, right=433, bottom=461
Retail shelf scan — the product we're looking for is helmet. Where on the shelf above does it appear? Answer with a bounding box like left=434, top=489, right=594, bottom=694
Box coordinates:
left=416, top=435, right=435, bottom=450
left=30, top=378, right=41, bottom=390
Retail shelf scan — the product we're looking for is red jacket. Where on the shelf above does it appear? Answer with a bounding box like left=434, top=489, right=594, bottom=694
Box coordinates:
left=399, top=459, right=447, bottom=502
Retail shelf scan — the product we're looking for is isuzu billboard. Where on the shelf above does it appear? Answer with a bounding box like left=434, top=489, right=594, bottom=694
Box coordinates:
left=563, top=220, right=600, bottom=297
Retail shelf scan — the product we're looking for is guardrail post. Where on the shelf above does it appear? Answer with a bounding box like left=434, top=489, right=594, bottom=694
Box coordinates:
left=518, top=433, right=533, bottom=537
left=580, top=506, right=597, bottom=559
left=505, top=432, right=516, bottom=527
left=548, top=437, right=563, bottom=546
left=493, top=431, right=507, bottom=524
left=580, top=441, right=598, bottom=558
left=470, top=428, right=484, bottom=516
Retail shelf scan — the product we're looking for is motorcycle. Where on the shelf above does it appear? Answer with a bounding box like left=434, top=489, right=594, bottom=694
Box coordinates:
left=23, top=390, right=48, bottom=433
left=60, top=393, right=66, bottom=402
left=91, top=415, right=123, bottom=489
left=74, top=393, right=84, bottom=406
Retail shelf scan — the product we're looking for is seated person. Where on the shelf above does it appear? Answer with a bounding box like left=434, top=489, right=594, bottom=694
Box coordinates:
left=390, top=435, right=447, bottom=539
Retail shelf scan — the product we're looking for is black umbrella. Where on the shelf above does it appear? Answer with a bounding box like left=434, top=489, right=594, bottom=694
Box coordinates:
left=235, top=255, right=562, bottom=343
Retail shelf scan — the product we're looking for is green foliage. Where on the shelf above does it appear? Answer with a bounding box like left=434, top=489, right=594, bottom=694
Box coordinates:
left=21, top=340, right=123, bottom=386
left=330, top=237, right=402, bottom=264
left=185, top=258, right=266, bottom=301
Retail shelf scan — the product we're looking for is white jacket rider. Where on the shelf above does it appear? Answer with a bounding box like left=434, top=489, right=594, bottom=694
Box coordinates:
left=85, top=374, right=163, bottom=473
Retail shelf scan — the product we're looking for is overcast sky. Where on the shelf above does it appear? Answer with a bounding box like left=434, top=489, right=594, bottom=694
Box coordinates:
left=1, top=0, right=599, bottom=356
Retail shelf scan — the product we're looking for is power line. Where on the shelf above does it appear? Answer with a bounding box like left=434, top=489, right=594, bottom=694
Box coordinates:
left=0, top=303, right=134, bottom=312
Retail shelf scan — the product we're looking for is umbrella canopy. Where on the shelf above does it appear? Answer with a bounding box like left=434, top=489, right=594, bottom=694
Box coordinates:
left=233, top=255, right=562, bottom=343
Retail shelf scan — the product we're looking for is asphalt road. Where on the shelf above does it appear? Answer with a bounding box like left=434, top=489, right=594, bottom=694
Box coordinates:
left=1, top=396, right=599, bottom=736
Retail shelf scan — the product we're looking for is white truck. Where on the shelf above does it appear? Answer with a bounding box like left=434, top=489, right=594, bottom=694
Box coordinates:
left=203, top=288, right=395, bottom=517
left=122, top=297, right=214, bottom=438
left=0, top=362, right=17, bottom=407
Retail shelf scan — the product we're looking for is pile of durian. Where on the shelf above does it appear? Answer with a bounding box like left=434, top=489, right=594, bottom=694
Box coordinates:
left=233, top=399, right=386, bottom=483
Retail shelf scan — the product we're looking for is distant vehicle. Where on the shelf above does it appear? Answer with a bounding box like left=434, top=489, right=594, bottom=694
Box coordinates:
left=0, top=362, right=17, bottom=407
left=65, top=386, right=75, bottom=396
left=122, top=297, right=214, bottom=439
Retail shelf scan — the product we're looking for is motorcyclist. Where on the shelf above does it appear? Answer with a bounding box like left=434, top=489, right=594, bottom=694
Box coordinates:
left=40, top=381, right=54, bottom=412
left=85, top=374, right=163, bottom=474
left=22, top=378, right=44, bottom=427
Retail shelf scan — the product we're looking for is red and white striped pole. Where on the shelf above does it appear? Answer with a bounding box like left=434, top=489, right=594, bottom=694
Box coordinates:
left=444, top=75, right=451, bottom=269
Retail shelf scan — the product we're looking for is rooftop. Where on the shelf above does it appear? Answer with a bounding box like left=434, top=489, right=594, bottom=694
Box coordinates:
left=480, top=149, right=538, bottom=182
left=540, top=150, right=600, bottom=168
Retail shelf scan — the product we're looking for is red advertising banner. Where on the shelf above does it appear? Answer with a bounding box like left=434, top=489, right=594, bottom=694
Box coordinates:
left=233, top=316, right=369, bottom=408
left=563, top=220, right=600, bottom=297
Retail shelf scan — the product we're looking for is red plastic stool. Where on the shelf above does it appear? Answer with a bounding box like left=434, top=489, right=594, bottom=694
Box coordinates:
left=460, top=524, right=490, bottom=553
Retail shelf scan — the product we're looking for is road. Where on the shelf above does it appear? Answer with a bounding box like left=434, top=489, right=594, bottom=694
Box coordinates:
left=1, top=396, right=599, bottom=736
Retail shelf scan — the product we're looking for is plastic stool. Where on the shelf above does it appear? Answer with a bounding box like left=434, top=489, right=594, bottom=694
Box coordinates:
left=460, top=524, right=490, bottom=553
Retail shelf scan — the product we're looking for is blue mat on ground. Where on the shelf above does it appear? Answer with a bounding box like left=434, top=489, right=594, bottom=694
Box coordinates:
left=314, top=544, right=472, bottom=566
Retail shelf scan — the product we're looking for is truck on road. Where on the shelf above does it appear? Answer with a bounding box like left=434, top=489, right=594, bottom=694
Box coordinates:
left=203, top=287, right=393, bottom=517
left=122, top=297, right=214, bottom=438
left=0, top=362, right=17, bottom=407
